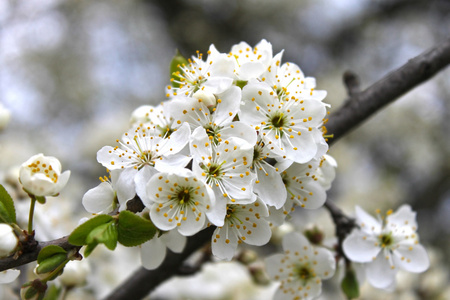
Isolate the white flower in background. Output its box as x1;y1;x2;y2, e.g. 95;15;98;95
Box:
265;232;335;300
19;153;71;197
260;52;327;102
145;169;223;235
96;123;191;205
240;81;327;164
0;269;20;284
59;259;91;287
314;155;337;191
228;39;274;81
129;103;178;138
167;46;234;98
0;224;18;258
0;104;11;130
190;128;257;219
140;229;186;270
343;205;430;289
212;198;271;260
251;134;286;209
168;86;256;145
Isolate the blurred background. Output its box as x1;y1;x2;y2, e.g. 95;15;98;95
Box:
1;0;450;299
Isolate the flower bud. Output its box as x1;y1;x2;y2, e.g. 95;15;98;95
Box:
193;90;216;109
0;104;11;130
34;253;67;278
59;260;90;287
0;224;19;258
20;280;47;300
19;154;70;197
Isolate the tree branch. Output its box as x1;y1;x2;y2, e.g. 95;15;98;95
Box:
0;236;78;272
326;37;450;146
103;226;215;300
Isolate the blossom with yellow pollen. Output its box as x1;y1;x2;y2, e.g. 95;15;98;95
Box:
19;153;70;197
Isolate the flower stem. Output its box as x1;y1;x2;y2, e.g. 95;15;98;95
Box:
28;195;37;233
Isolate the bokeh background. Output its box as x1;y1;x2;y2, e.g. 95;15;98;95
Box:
1;0;450;299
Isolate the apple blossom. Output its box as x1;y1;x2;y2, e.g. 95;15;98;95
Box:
212;198;271;260
145;169;222;235
19;153;70;197
265;232;335;300
343;205;430;289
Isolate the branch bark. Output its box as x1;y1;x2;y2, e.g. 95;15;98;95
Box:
326;37;450;146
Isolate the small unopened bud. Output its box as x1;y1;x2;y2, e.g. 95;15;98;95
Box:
59;259;90;288
20;280;47;300
249;263;271;286
193;90;216;109
304;226;324;245
34;253;67;279
0;224;19;258
237;249;258;265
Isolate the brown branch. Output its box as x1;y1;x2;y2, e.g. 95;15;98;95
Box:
0;236;78;272
103;226;215;300
326;37;450;146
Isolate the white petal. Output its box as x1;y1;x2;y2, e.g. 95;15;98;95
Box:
203;77;234;94
82;182;115;214
213;86;241;126
134;165;158;205
343;230;381;263
162;230;186;253
140;238;166;270
386;205;418;231
282;232;312;255
115;167;138;208
219;121;257;145
365;251;398;289
157;122;190;155
264;253;286;280
0;269;20;283
392;244;429;273
239;62;265;80
97;146;131;170
355;206;382;234
211;226;238;260
312;247;336;279
154;154;191;172
254;164;286;209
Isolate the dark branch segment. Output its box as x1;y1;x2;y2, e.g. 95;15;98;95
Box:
103;226;215;300
327;37;450;145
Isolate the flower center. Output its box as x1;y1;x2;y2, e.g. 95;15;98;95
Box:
175;187;193;205
294;264;315;285
379;233;394;248
270;112;286;128
28;161;58;183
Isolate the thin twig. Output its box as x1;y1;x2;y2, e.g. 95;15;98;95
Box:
327;37;450;146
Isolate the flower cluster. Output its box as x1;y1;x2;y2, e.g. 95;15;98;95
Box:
84;39;336;266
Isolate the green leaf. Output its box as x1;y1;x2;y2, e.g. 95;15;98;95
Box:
68;214;114;246
37;245;67;264
117;210;157;247
85;221;118;251
0;184;16;223
35;253;67;275
341;267;360;299
83;242;98;258
169;49;188;88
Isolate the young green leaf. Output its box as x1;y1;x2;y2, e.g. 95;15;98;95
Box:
341;267;360;299
117;210;157;247
85;221;118;251
0;184;16;223
68;214;114;246
43;284;61;300
37;245;67;264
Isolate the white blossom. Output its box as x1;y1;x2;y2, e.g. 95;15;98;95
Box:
59;259;91;287
0;269;20;284
145;169;222;235
240;81;327;163
0;224;18;258
19;153;70;197
343;205;430;289
212;198;271;260
167;46;234;98
190;127;257;221
265;232;335;300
